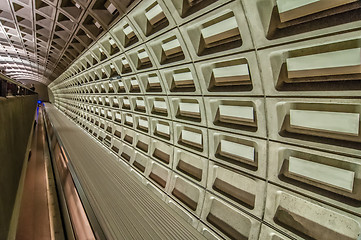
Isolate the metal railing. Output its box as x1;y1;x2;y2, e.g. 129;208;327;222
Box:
0;73;37;97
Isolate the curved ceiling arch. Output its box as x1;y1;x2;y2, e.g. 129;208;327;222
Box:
0;0;137;85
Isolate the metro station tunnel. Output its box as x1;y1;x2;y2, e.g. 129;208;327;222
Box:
1;0;361;239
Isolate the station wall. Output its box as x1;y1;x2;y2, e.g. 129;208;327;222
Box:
48;1;361;239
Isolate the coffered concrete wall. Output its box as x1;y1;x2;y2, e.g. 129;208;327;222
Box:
48;0;361;239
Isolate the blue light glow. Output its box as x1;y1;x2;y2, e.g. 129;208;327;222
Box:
38;100;42;104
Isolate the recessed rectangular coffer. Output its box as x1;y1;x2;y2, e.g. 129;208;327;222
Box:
286;48;361;79
212;64;250;86
290;109;359;136
289;156;355;192
277;0;358;23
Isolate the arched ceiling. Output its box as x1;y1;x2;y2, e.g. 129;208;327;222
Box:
0;0;136;85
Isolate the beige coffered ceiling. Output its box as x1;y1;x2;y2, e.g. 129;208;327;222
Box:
0;0;136;85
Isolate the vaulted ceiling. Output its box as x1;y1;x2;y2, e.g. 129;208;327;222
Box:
0;0;136;85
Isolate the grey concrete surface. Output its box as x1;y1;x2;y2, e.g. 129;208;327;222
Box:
0;95;37;239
